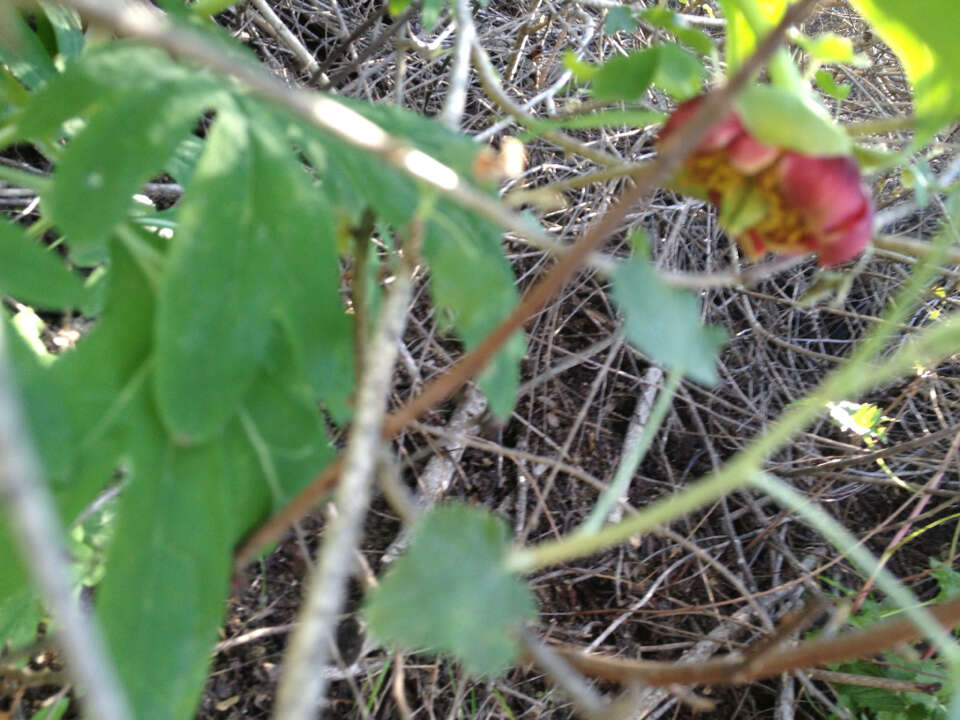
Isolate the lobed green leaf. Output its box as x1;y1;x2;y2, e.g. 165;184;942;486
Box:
364;503;537;676
613;255;727;385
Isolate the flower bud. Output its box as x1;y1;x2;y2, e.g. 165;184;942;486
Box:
659;96;873;267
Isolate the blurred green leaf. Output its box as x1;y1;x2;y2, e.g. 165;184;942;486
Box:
365;503;537;676
796;32;866;66
98;393;233;720
815;68;851;100
0;589;43;648
590;48;658;101
563;51;597;82
604;6;637;35
155;105;275;443
735;84;852;155
613;255;727;385
424;202;524;419
0;10;57;90
850;0;960;139
931;557;960;602
39;2;84;62
640;8;715;55
421;0;445;30
17;45;199;143
45;82;219;264
653;43;706;101
0;219;86;309
28;697;69;720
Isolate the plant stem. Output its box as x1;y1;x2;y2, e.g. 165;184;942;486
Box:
0;327;132;720
754;472;960;667
273;239;414;720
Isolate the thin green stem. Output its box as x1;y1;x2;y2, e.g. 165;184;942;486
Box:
754;472;960;668
577;369;681;535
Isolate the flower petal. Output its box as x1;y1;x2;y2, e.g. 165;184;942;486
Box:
727;134;779;175
778;153;869;232
660;97;742;153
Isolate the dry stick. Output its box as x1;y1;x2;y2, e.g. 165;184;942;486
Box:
233;0;823;567
310;1;392;82
317;2;419;90
0;331;131;720
554;594;960;687
249;0;320;75
273;258;414;720
439;0;476;130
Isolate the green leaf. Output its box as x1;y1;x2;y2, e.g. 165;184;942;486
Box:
5;312;74;481
590;48;658;101
28;697;69;720
0;10;57;90
389;0;412;15
735;84;852;155
245;105;355;421
365;503;537;676
45;82;218;263
16;45;196;143
47;237;155;526
0;219;86;309
97;394;233;720
716;0;758;73
39;2;84;62
421;0;445;30
815;69;851;101
0;590;43;648
850;0;960;139
931;557;960;602
653;43;706;101
424;203;523;419
155;106;275;443
564;51;597;82
795;32;863;66
604;6;637;35
164;134;205;189
238;332;337;513
639;8;715;55
613;255;727;385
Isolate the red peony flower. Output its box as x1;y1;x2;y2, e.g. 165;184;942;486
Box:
659;96;873;267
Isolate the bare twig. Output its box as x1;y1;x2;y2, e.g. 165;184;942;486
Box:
517;628;608;719
273;251;414;720
248;0;320;76
0;329;131;720
440;0;476;130
554;593;960;687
